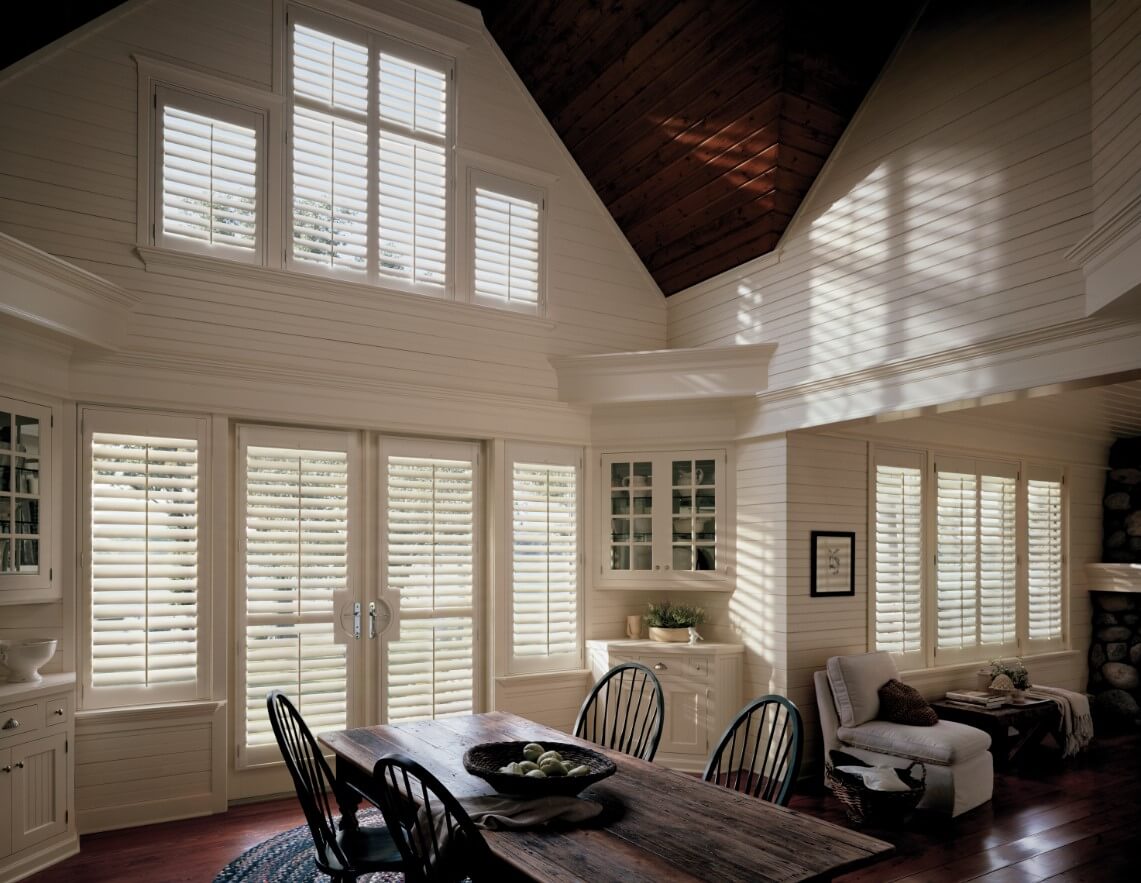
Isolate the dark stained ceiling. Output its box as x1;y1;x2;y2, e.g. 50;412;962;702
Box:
3;1;917;298
476;0;918;294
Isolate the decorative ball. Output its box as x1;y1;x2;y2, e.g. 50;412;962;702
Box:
989;673;1015;691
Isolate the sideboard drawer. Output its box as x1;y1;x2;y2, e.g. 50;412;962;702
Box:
0;702;44;743
45;693;72;728
639;655;711;681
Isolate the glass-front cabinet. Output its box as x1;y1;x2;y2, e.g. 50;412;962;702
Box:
0;396;54;602
600;449;729;589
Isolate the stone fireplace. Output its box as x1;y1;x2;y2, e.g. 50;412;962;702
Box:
1087;436;1141;728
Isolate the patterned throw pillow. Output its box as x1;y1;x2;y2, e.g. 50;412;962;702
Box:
877;679;938;726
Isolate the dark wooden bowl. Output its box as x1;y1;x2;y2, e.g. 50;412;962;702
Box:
463;741;616;798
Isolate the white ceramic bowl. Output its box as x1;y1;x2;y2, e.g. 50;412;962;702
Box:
0;639;58;683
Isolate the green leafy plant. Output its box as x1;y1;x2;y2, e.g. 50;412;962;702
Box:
988;657;1030;690
644;601;706;629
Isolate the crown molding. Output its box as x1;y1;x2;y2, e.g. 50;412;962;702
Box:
0;232;133;350
551;342;778;404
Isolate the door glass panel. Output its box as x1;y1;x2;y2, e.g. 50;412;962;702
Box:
671;458;715;572
0;411;9;449
608;459;652;571
1;410;45;577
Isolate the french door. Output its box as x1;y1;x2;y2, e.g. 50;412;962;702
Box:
236;427;479;767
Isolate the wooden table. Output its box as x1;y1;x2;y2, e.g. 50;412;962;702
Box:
321;711;893;882
932;699;1061;770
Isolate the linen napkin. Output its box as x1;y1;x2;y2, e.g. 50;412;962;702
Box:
460;795;604;830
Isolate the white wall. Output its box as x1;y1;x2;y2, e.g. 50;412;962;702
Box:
668;0;1141;419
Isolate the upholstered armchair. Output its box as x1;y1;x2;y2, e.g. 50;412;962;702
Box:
815;652;994;816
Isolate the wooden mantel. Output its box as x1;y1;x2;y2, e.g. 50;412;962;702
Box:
1086;563;1141;593
551;342;777;405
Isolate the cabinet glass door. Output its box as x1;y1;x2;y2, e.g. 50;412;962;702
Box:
609;459;653;571
0;408;42;575
671;458;717;571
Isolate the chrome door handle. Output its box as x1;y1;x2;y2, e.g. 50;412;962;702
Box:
352;601;361;640
653;662;667;671
368;602;377;639
2;718;18;730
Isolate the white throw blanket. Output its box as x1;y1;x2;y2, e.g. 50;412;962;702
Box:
1024;685;1094;758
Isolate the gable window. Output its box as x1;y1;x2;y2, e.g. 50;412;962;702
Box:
81;410;210;708
288;11;452;293
870;447;1067;668
154;88;263;263
471;171;544;314
503;443;582;674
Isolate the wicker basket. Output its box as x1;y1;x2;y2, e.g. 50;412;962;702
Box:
463;741;616;798
826;750;926;826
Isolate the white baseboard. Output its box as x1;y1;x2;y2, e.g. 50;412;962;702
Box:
3;834;79;883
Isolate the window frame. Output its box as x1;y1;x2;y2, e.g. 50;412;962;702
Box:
284;4;457;298
868;445;1070;670
153;86;267;265
467;169;547;315
500;442;584;676
79;407;212;710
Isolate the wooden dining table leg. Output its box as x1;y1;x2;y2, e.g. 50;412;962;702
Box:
334;757;367;834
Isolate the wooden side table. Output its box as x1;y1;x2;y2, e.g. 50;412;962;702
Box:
932;699;1061;770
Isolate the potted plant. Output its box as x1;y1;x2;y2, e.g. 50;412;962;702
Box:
644;601;705;643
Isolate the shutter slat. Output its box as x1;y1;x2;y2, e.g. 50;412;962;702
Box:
474;187;540;307
1027;477;1064;641
874;464;922;654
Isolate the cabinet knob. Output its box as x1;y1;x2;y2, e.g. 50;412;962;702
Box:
2;718;18;731
654;564;660;570
54;707;65;716
653;662;667;671
1;766;10;773
14;761;24;769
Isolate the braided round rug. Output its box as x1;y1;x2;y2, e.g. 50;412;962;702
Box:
214;812;403;883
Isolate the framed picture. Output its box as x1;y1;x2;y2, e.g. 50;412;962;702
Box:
810;531;855;597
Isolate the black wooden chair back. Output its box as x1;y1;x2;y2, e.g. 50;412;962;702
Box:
703;694;804;806
266;690;355;877
373;754;493;883
574;662;665;762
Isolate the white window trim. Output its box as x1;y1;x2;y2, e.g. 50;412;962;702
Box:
466;169;547;316
135;55;282;268
284;4;457;299
79;407;212;710
868;444;1070;670
500;442;584;676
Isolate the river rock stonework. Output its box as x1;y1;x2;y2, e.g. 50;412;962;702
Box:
1102;437;1141;563
1088;591;1141;728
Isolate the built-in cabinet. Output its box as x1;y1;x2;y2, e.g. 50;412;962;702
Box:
0;674;76;881
587;639;743;773
0;396;54;604
598;449;731;590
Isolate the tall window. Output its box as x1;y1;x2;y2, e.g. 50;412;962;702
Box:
871;447;1066;668
83;410;208;708
872;451;923;666
237;427;353;766
155;89;262;262
505;444;582;674
289;12;451;292
382;442;477;723
471;171;544;314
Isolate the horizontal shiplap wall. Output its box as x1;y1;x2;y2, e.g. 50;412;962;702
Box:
667;0;1092;389
1089;0;1141;227
492;671;591;734
0;0;664;408
75;702;226;833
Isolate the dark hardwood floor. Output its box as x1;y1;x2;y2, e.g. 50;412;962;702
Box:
26;732;1137;882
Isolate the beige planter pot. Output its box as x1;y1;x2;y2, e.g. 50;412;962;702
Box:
648;627;691;643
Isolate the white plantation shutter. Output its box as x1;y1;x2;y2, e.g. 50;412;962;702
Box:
291;24;369;270
377;52;448;288
935;458;1019;661
1026;467;1065;645
157;92;260;260
383;445;476;723
508;447;581;673
872;453;923;660
239;431;353;764
472;173;543;312
84;413;207;707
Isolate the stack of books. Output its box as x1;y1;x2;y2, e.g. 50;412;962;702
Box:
944;689;1006;708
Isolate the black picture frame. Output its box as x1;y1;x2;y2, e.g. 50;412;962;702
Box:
810;531;855;597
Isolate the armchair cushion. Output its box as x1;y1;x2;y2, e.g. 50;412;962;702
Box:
826;652;899;727
837;719;991;765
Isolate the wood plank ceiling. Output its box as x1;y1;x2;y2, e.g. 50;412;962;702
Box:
476;0;917;295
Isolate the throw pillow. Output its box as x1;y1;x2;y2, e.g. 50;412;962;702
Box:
877;679;938;726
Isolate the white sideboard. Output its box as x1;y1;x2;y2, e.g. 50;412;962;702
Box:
0;673;76;882
586;639;743;772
